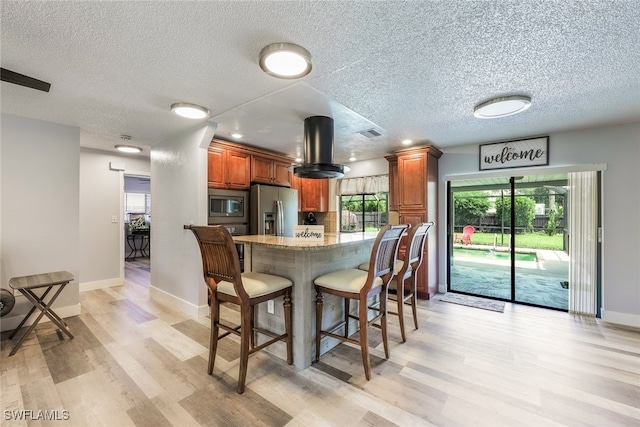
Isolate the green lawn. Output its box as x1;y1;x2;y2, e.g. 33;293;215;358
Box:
463;231;564;250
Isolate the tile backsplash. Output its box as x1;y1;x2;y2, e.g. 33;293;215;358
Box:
298;211;337;233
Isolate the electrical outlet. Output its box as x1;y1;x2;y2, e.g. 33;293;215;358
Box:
111;215;118;223
267;300;275;314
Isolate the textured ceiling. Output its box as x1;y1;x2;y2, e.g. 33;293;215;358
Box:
2;1;639;163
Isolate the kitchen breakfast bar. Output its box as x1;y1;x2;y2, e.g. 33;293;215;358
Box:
232;232;378;369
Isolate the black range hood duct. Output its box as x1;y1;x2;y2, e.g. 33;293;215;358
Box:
294;116;345;179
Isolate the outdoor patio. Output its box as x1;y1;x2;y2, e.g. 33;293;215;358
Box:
450;246;569;310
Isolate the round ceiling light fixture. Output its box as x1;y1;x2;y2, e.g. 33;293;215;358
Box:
259;43;312;79
473;95;531;119
115;135;142;153
170;102;210;119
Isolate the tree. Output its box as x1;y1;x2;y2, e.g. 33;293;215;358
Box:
453;191;490;226
494;195;536;232
545;209;559;236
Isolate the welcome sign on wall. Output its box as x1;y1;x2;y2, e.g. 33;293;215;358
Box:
479;136;549;170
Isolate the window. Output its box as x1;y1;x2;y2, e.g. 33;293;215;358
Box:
125;192;151;221
340;193;388;232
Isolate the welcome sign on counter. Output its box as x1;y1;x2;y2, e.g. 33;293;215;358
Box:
293;225;325;241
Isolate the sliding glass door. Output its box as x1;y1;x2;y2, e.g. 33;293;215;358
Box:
449;174;572;310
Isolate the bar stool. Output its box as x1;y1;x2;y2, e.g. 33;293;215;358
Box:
313;224;408;380
387;222;433;342
189;225;293;394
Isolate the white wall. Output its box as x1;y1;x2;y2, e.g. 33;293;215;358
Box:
149;123;214;317
79;148;149;288
342;158;388;178
438;122;640;326
1;115;80;330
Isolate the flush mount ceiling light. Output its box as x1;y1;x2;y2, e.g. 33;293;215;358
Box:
115;135;142;153
259;43;312;79
170;102;210;119
473;95;531;119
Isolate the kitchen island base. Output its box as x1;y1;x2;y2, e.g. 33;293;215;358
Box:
234;233;377;369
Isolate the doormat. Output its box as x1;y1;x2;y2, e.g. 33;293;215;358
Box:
437;293;505;313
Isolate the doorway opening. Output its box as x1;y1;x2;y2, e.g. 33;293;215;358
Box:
123;174;150;281
447;172;599;311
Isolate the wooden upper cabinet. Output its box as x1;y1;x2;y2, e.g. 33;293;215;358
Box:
300;178;328;212
289;173;303;207
250;155;273;184
290;175;328;212
225;150;251;189
207;147;226;188
251;155;291;187
397;151;427;210
208;146;250;190
273;160;292;187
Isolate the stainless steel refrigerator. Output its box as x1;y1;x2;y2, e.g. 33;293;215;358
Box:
250;184;298;237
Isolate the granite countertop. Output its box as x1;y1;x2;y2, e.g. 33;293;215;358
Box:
233;232;378;250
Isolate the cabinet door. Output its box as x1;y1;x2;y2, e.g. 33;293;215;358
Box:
388;158;399;211
251;155;274;185
300;179;329;212
207;148;226;189
272;160;291;187
397;153;426;210
226;150;251;189
289;173;302;207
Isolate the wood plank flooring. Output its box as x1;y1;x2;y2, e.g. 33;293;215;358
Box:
1;257;639;426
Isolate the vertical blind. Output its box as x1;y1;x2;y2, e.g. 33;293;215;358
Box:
568;171;598;315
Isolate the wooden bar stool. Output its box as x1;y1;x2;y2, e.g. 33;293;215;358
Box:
313;224;408;380
189;225;293;394
388;222;433;342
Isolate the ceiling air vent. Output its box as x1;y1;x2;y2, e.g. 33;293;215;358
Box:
357;128;382;139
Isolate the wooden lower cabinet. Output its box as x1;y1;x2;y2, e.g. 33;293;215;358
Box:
399;210;437;299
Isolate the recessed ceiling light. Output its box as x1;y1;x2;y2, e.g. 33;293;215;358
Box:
295;157;303;163
259;43;312;79
473;95;531;119
170;102;210;119
401;139;412;145
231;133;243;139
349;156;357;162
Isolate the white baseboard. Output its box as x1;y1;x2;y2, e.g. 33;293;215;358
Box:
80;277;123;292
0;303;81;332
601;309;640;328
438;283;447;293
149;285;208;318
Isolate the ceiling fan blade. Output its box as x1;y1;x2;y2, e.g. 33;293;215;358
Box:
1;68;51;92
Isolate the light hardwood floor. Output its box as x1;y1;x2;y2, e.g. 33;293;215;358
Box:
2;258;639;426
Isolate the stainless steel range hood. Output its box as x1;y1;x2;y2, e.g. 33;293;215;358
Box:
294;116;345;179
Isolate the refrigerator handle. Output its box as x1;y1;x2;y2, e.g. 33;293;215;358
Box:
276;200;284;236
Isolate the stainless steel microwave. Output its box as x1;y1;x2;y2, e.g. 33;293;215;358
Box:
208;189;249;224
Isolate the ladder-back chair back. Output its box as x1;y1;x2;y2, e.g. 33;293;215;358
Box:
390;222;434;342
